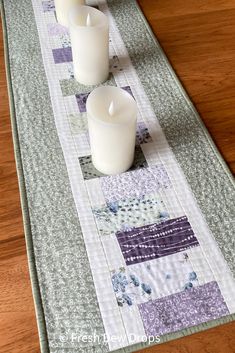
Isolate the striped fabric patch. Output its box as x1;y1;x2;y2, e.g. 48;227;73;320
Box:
116;216;199;265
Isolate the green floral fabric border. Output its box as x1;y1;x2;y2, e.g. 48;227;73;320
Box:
0;0;108;352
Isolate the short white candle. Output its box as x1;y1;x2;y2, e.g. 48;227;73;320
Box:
54;0;85;27
69;5;109;86
86;86;137;175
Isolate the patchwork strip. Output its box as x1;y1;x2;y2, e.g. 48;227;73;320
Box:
138;281;229;336
116;216;199;265
101;165;170;203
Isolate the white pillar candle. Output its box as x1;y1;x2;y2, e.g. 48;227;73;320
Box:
86;86;137;175
54;0;85;27
69;5;109;86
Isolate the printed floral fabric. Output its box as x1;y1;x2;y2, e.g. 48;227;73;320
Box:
111;268;152;307
139;281;229;336
101;165;171;203
111;252;200;307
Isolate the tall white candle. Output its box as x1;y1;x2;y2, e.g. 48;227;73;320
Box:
69;5;109;86
54;0;85;27
86;86;137;175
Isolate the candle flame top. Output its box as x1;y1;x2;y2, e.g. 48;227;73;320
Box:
87;86;137;125
86;13;92;26
108;101;115;116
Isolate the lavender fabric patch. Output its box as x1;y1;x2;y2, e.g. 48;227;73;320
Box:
101;165;170;203
42;0;55;12
138;281;229;336
52;47;72;64
47;23;69;36
116;216;199;265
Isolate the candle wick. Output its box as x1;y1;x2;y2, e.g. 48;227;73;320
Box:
108;101;114;116
86;13;92;26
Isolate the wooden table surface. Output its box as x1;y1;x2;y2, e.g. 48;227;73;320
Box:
0;1;235;352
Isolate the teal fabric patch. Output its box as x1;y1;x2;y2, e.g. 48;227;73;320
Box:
93;193;169;236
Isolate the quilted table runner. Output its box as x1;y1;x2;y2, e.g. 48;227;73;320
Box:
1;0;235;352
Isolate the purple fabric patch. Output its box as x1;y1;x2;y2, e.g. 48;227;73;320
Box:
139;281;229;336
116;216;199;265
101;165;170;203
76;93;90;113
122;86;134;98
47;23;69;36
52;47;72;64
42;0;55;12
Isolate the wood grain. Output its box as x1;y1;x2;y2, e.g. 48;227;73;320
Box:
0;1;235;352
137;0;235;175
